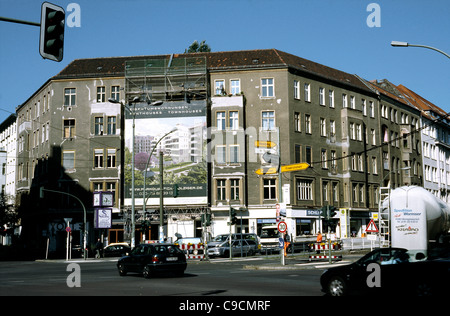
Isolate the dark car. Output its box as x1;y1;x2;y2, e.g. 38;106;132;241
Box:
117;243;187;278
320;247;450;296
103;243;131;257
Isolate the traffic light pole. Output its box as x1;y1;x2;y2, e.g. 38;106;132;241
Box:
0;16;40;27
327;206;332;264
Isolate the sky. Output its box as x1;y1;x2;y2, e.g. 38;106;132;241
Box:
0;0;449;123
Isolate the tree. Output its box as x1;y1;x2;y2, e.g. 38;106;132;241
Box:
185;40;211;53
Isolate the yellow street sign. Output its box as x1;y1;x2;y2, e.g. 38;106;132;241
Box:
255;141;277;148
280;163;310;173
255;167;278;175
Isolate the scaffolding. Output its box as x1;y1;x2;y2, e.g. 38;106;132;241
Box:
125;55;208;103
378;186;391;247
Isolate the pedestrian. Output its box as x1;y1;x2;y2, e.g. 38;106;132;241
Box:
316;231;323;254
316;231;323;243
95;238;104;259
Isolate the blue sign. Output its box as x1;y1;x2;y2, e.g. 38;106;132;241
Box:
278;237;284;249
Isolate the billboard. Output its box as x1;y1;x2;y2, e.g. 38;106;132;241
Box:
124;100;207;206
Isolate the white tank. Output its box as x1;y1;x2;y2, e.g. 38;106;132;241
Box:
381;186;450;256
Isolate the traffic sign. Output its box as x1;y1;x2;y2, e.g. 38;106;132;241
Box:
278;221;287;233
278;237;284;249
365;219;379;233
255;140;277;148
255;167;278;175
280;163;310;173
66;226;71;233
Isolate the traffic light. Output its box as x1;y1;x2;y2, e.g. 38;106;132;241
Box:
230;207;238;225
327;206;337;219
39;2;65;62
201;213;211;226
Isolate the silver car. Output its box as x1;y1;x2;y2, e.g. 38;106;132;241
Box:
207;239;258;258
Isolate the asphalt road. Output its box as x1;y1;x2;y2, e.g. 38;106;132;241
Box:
0;256;328;297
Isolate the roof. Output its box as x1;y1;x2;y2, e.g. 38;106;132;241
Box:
53;49;374;94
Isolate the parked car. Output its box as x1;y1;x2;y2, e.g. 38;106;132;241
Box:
117;243;187;278
103;242;131;257
320;247;450;296
207;233;260;250
207;239;259;258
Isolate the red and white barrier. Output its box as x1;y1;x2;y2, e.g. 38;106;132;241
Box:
310;243;340;251
178;243;205;260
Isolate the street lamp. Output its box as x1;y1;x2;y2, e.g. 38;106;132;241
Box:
142;127;177;238
108;97;163;248
391;41;450;59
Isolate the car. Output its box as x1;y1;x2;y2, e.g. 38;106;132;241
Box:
103;242;131;257
320;247;450;296
207;239;259;258
207;233;259;249
117;243;187;278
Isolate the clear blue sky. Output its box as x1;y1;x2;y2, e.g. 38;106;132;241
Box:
0;0;449;123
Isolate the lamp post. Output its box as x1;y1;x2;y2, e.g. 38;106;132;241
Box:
142;128;177;238
391;41;450;59
108;97;163;248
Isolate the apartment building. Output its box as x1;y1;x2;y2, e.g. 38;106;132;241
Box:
0;114;16;245
13;49;449;255
15;64;123;256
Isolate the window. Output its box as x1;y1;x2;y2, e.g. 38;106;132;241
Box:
372;157;378;174
229;111;239;130
362;99;367;116
305;114;311;134
370;101;375;117
342;94;348;108
216;146;226;164
229;145;239;164
329;90;335;108
107;116;116;135
261;78;274;97
295;144;301;163
294;112;301;132
95;117;104;135
297;179;313;200
94;149;104;168
97;86;105;103
263;178;277;200
230;179;240;200
304;83;310;102
331;150;337;169
107;149;116;168
305;146;312;165
230;80;240;95
320;118;326;136
216;112;226;130
330;120;336;136
111;86;120;102
215;80;225;95
64;88;76;106
64;119;75;139
321;149;328;169
262;111;275;131
294;80;300;99
319;87;325;105
350;95;355;109
63;150;75;170
216;179;226;201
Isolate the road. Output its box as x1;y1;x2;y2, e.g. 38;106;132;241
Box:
0;256;330;297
